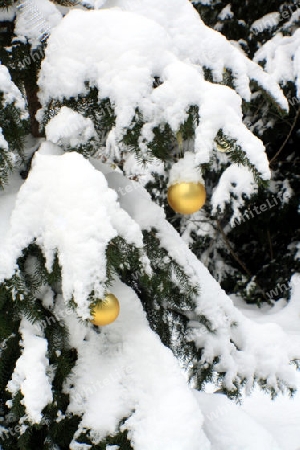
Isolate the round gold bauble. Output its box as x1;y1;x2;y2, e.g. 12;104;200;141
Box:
216;142;232;153
167;182;206;215
91;294;120;326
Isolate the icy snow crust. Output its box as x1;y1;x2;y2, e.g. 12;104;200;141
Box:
38;2;288;180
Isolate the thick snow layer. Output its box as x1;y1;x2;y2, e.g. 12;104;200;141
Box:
168;151;204;185
233;274;300;336
1;153;298;445
104;168;300;392
195;392;282;450
234;278;300;450
255;29;300;98
45;106;96;148
38;4;288;180
64;280;210;450
0;148;145;319
243;379;300;450
15;0;62;47
0;63;27;113
6;318;52;424
101;0;287;108
0;156;299;447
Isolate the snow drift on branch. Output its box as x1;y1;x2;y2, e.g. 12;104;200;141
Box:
64;280;210;450
38;3;288;180
7;318;52;424
0;63;27;114
254;29;300;99
105;167;300;393
0;148;145;319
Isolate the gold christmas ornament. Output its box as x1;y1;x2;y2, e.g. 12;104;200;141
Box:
167;182;206;215
91;294;120;326
215;136;232;153
216;142;231;153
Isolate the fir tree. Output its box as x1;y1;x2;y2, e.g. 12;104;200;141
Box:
188;0;300;304
0;1;299;449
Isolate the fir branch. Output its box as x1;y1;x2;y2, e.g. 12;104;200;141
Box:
269;107;300;166
216;219;270;302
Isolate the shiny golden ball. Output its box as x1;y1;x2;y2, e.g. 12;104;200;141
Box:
167;182;206;215
91;294;120;326
216;142;231;153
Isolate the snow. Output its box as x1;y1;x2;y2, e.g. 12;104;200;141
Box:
1;154;298;446
104;168;300;393
37;4;288;182
15;0;62;47
168;151;204;185
251;12;281;33
243;384;300;450
45;106;96;148
6;318;52;424
0;128;8;151
283;8;300;30
1;1;300;447
232;278;300;450
101;0;287;108
0;148;145;319
218;5;234;21
195;391;282;450
64;280;210;450
0;170;23;245
254;29;300;98
122;153;164;186
0;6;16;21
0;63;27;114
211;164;257;225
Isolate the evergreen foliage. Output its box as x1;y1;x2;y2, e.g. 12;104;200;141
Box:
0;1;299;448
187;0;300;304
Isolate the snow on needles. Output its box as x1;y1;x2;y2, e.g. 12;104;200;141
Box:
168;151;205;185
0;63;27;114
254;29;300;98
15;0;62;48
45;106;97;148
7;318;52;424
63;280;210;450
38;4;287;180
105;169;300;393
0;148;145;319
0;128;8;151
211;164;257;225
